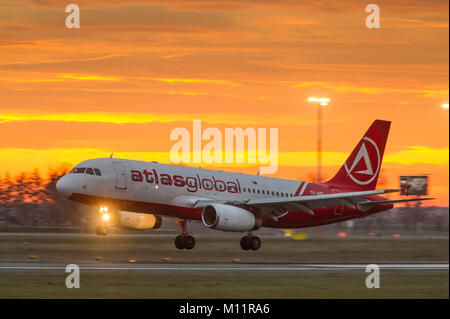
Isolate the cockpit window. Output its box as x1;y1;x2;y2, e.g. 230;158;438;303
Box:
70;167;102;176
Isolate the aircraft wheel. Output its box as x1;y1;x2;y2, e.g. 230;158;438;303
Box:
249;236;261;251
240;236;250;250
184;235;196;250
175;235;185;249
96;226;107;236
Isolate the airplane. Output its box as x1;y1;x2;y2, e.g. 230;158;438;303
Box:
56;120;433;250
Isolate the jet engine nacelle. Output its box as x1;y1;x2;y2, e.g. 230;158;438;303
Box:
116;211;162;230
201;204;261;232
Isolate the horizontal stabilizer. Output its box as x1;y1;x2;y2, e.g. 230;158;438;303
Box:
358;197;435;208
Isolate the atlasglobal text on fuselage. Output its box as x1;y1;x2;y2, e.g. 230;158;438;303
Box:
130;168;242;194
56;120;433;250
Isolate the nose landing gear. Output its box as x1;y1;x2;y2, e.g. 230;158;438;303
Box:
174;220;196;250
96;205;112;236
96;225;108;236
240;233;261;251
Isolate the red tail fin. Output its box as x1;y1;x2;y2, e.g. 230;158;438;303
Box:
326;120;391;190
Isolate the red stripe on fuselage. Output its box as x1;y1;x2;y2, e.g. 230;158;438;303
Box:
294;182;303;196
69;193;393;229
70;193;202;220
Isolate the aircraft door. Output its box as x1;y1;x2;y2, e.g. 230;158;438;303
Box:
112;162;127;190
332;189;344;216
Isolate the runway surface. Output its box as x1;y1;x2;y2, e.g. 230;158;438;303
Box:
1;231;448;239
0;232;281;239
0;262;447;272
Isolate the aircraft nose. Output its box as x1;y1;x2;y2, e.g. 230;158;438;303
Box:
56;175;72;198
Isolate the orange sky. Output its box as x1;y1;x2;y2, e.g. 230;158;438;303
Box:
0;0;448;205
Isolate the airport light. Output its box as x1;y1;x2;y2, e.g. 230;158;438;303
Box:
308;97;330;183
308;97;330;106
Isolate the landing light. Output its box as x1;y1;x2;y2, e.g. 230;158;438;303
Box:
99;205;109;213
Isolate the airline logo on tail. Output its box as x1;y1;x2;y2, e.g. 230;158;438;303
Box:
326;119;390;191
344;137;380;185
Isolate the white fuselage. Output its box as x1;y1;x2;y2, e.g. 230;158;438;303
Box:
57;158;330;209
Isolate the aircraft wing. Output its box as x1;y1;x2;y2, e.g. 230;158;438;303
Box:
193;188;404;220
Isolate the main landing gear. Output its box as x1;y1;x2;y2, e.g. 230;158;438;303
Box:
174;220;196;250
240;233;261;251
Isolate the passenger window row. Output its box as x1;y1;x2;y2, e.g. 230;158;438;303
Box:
242;187;293;198
71;167;102;176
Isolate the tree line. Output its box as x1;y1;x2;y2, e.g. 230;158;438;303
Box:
0;164;92;228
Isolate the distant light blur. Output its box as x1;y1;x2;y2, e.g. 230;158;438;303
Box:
308;97;330;105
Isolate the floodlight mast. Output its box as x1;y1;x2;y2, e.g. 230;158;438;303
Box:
307;97;330;182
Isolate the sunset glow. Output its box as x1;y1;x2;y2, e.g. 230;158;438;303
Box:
0;0;448;205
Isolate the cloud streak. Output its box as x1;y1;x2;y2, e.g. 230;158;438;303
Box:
291;81;449;98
